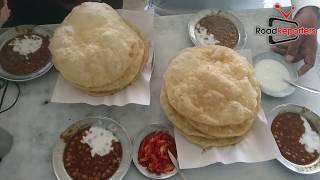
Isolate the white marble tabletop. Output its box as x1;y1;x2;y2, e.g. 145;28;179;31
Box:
0;8;320;180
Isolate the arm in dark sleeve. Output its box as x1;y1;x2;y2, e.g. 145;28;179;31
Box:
0;0;4;9
102;0;123;9
2;0;124;27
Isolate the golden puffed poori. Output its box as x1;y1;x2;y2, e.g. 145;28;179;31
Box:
164;46;260;126
161;85;256;138
160;45;261;148
49;2;148;96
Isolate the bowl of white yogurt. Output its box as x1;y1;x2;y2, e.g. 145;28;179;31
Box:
253;52;298;97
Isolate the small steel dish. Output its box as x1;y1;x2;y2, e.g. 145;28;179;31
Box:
52;117;132;180
188;9;246;49
253;52;298;97
269;104;320;174
0;25;53;82
132;124;177;179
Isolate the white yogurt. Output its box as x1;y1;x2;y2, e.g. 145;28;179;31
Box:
81;126;118;157
255;59;290;92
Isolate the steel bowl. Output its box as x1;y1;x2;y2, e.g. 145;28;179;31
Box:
132;124;177;179
52;117;132;180
269;104;320;174
188;9;246;49
0;25;53;82
252;51;298;97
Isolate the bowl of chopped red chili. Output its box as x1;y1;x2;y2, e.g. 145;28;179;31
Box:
269;104;320;174
52;117;132;180
133;124;178;179
0;25;53;82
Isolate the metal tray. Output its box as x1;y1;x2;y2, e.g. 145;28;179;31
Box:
52;117;132;180
132;124;177;179
0;25;53;82
188;9;246;49
269;104;320;174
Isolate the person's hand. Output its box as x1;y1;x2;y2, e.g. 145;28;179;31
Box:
272;6;318;76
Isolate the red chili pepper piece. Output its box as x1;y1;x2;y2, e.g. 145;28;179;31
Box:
138;131;176;175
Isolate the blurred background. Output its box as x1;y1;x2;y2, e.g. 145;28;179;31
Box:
0;0;293;23
144;0;290;15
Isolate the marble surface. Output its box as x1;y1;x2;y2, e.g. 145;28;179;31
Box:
1;8;320;180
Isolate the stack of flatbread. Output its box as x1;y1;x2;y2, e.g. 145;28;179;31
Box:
49;2;149;96
160;45;261;148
